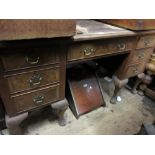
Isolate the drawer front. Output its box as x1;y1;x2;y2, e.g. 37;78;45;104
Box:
6;66;60;94
1;46;60;72
130;48;153;64
125;63;145;78
137;35;155;49
67;37;136;62
12;84;60;113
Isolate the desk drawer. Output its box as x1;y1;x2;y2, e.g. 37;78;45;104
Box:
68;37;136;62
125;63;145;78
137;35;155;49
1;46;60;72
6;66;60;94
12;84;60;113
130;48;153;64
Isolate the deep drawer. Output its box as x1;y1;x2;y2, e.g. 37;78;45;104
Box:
137;35;155;49
67;37;136;62
5;66;60;94
11;84;60;113
0;46;60;72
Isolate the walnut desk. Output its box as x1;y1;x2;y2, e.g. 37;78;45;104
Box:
0;19;75;134
67;20;155;104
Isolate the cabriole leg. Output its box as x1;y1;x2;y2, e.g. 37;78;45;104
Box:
110;75;128;104
51;99;69;126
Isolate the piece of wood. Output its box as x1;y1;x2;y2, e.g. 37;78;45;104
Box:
67;66;105;118
100;20;155;30
0;20;76;41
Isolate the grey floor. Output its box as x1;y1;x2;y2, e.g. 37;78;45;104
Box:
2;86;155;135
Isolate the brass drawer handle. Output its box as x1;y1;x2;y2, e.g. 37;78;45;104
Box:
133;68;139;74
144;39;150;47
138;53;145;59
117;43;126;50
29;73;43;86
83;47;95;56
25;56;40;65
33;95;44;105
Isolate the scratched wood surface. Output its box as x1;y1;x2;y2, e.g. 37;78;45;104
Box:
73;20;136;41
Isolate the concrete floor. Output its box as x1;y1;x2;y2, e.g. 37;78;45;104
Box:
2;86;155;135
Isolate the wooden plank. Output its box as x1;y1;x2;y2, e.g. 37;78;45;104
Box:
0;19;76;41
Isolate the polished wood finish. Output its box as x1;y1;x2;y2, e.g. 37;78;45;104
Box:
100;20;155;30
0;20;76;41
6;66;60;94
67;66;105;118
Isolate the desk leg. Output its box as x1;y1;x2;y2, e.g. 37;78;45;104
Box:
131;73;145;94
110;75;128;104
51;98;69;126
5;112;28;135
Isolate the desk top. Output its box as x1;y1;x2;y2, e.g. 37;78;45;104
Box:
73;20;155;42
73;20;136;41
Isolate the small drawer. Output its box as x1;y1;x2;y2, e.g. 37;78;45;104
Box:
130;48;153;64
108;37;136;52
5;66;60;94
0;46;60;72
126;63;145;78
67;37;136;62
137;35;155;49
11;84;60;113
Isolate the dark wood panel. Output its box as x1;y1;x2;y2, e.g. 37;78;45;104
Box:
6;66;60;94
67;66;105;118
0;19;76;41
12;84;60;113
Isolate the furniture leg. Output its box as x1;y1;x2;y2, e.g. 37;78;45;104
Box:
5;112;28;135
131;73;145;94
51;98;69;126
110;75;128;104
